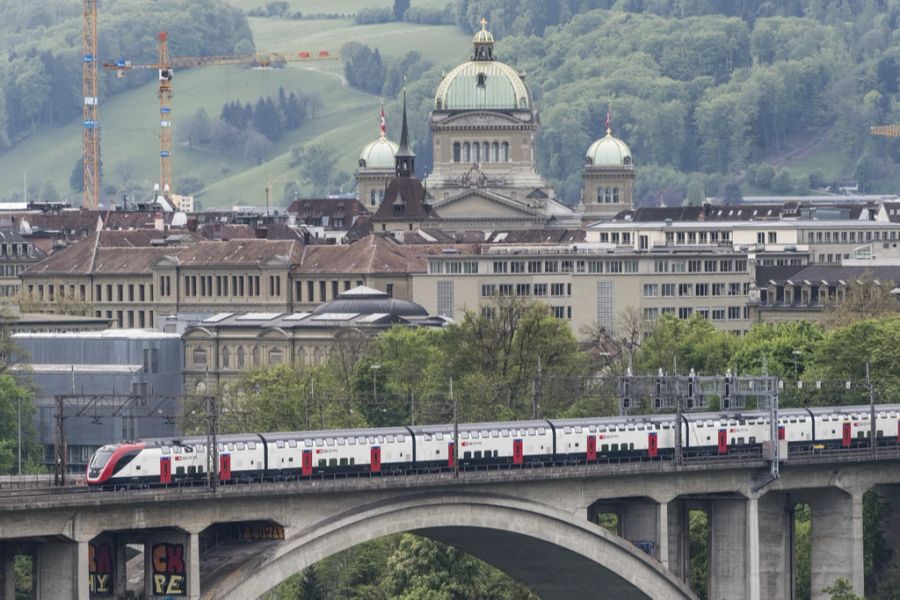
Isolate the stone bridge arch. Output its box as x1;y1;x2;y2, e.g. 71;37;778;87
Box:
204;492;697;600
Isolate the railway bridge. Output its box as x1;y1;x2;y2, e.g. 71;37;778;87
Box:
0;450;899;600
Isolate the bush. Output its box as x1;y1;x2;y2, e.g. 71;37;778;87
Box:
354;7;394;24
771;168;794;194
755;164;775;189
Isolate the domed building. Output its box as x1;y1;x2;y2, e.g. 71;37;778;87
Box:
424;20;576;231
356;115;400;213
579;120;636;222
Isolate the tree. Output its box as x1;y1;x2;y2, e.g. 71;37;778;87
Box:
39;180;59;202
823;272;899;328
393;0;410;20
685;179;705;206
635;314;735;376
179;108;212;147
771;168;793;194
229;364;309;433
69;156;103;194
822;578;863;600
755;164;776;188
0;373;37;474
298;565;324;600
295;142;342;196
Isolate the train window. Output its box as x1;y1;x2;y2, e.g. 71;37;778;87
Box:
491;431;499;438
315;439;324;447
461;433;470;439
738;437;745;444
470;432;479;439
304;440;313;447
424;434;432;441
368;436;377;443
340;458;348;466
227;444;235;451
173;446;182;454
611;444;619;451
564;427;572;434
162;446;171;454
630;443;635;450
136;465;141;470
877;430;884;437
662;423;671;429
386;435;395;442
789;418;797;423
749;437;756;444
350;458;355;465
318;459;327;468
575;426;583;434
348;438;356;445
326;439;335;446
637;424;645;431
528;428;536;435
601;444;609;452
377;436;385;443
857;431;865;438
463;452;472;459
398;434;405;442
337;438;346;445
474;451;482;459
436;433;444;440
501;430;509;437
217;444;224;452
626;424;635;431
589;426;597;433
288;457;293;462
176;467;185;476
276;440;285;449
188;466;196;475
538;428;546;435
287;440;296;448
236;442;245;450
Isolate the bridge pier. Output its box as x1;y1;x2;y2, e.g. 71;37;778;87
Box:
708;497;753;599
143;529;200;600
758;492;792;600
35;540;89;599
0;545;14;600
873;484;900;565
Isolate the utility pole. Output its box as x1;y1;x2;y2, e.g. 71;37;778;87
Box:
674;381;683;466
53;395;66;486
451;376;458;479
205;395;218;490
17;395;22;477
532;355;541;420
867;362;876;456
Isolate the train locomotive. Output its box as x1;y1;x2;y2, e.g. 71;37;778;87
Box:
87;404;900;487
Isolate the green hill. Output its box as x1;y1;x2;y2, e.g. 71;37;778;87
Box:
0;8;468;208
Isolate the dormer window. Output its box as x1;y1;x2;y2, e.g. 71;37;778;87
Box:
624;156;632;165
393;204;404;216
476;72;487;87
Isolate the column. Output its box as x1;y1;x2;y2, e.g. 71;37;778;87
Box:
757;492;791;600
708;498;749;600
144;531;197;599
657;501;670;570
619;499;659;552
807;487;864;600
34;540;89;600
666;499;690;582
0;545;15;600
874;485;900;567
113;537;128;600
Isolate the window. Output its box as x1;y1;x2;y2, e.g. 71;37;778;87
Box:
678;307;693;319
453;142;461;162
678;283;692;297
728;306;741;320
481;284;496;297
688;260;701;273
643;307;659;320
712;308;725;320
527;260;542;273
498;284;513;296
728;283;741;296
143;348;159;373
269;347;284;365
643;284;658;297
533;283;547;296
704;260;717;273
544;261;558;273
661;283;675;297
757;232;765;244
437;281;454;317
654;260;668;273
551;283;566;297
493;261;507;274
515;283;530;296
552;306;566;319
510;261;525;273
193;347;208;367
561;260;574;273
695;284;708;296
712;283;725;296
768;231;777;243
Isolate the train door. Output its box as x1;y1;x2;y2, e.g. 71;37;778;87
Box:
220;453;231;481
301;449;312;476
447;442;455;468
648;432;658;458
897;420;900;444
159;456;171;484
778;425;786;440
370;447;381;474
717;429;728;455
842;422;852;448
512;439;524;465
586;435;597;461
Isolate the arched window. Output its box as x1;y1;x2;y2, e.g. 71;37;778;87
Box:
251;345;260;367
296;347;305;366
192;347;207;367
222;346;230;368
605;188;613;204
482;142;490;162
269;346;284;365
492;142;500;162
596;188;604;203
370;190;377;207
501;142;509;162
453;142;461;162
613;188;620;203
463;142;470;162
237;346;245;369
313;347;323;364
473;142;481;163
195;381;206;395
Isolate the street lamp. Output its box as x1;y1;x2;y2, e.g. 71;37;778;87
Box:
792;350;802;384
17;395;21;477
370;364;381;404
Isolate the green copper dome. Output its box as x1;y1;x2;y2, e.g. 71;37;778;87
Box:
359;136;399;170
586;131;633;168
434;20;531;111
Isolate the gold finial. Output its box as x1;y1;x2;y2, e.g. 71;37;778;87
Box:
480;18;488;31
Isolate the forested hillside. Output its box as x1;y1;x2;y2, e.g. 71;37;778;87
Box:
457;0;900;203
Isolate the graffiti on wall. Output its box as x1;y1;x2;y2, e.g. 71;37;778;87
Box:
88;542;114;596
152;543;186;596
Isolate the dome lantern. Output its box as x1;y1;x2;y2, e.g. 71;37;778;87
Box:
473;18;494;61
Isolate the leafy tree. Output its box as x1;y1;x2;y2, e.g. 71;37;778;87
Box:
229;364;309;433
68;156;103;193
294;142;344;196
298;565;324;600
755;164;776;188
823;272;899;328
0;373;37;474
393;0;410;20
823;578;864;600
39;180;59;202
180;108;212;147
771;168;793;194
635;314;735;376
685;179;705;205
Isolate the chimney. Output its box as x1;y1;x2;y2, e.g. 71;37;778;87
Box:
154;212;164;231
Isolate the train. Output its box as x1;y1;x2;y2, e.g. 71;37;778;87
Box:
86;404;900;487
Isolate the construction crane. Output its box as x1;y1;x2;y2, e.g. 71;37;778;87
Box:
82;0;100;210
103;32;337;200
870;125;900;138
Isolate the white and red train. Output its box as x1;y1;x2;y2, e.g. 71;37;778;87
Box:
86;404;900;487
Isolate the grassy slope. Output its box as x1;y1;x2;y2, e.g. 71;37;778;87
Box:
0;11;468;208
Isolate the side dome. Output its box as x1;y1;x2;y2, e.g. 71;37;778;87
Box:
359;137;399;170
312;285;428;318
434;61;531;111
586;132;633;168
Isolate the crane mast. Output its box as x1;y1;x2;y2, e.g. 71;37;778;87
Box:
82;0;100;209
158;32;173;198
870;125;900;138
